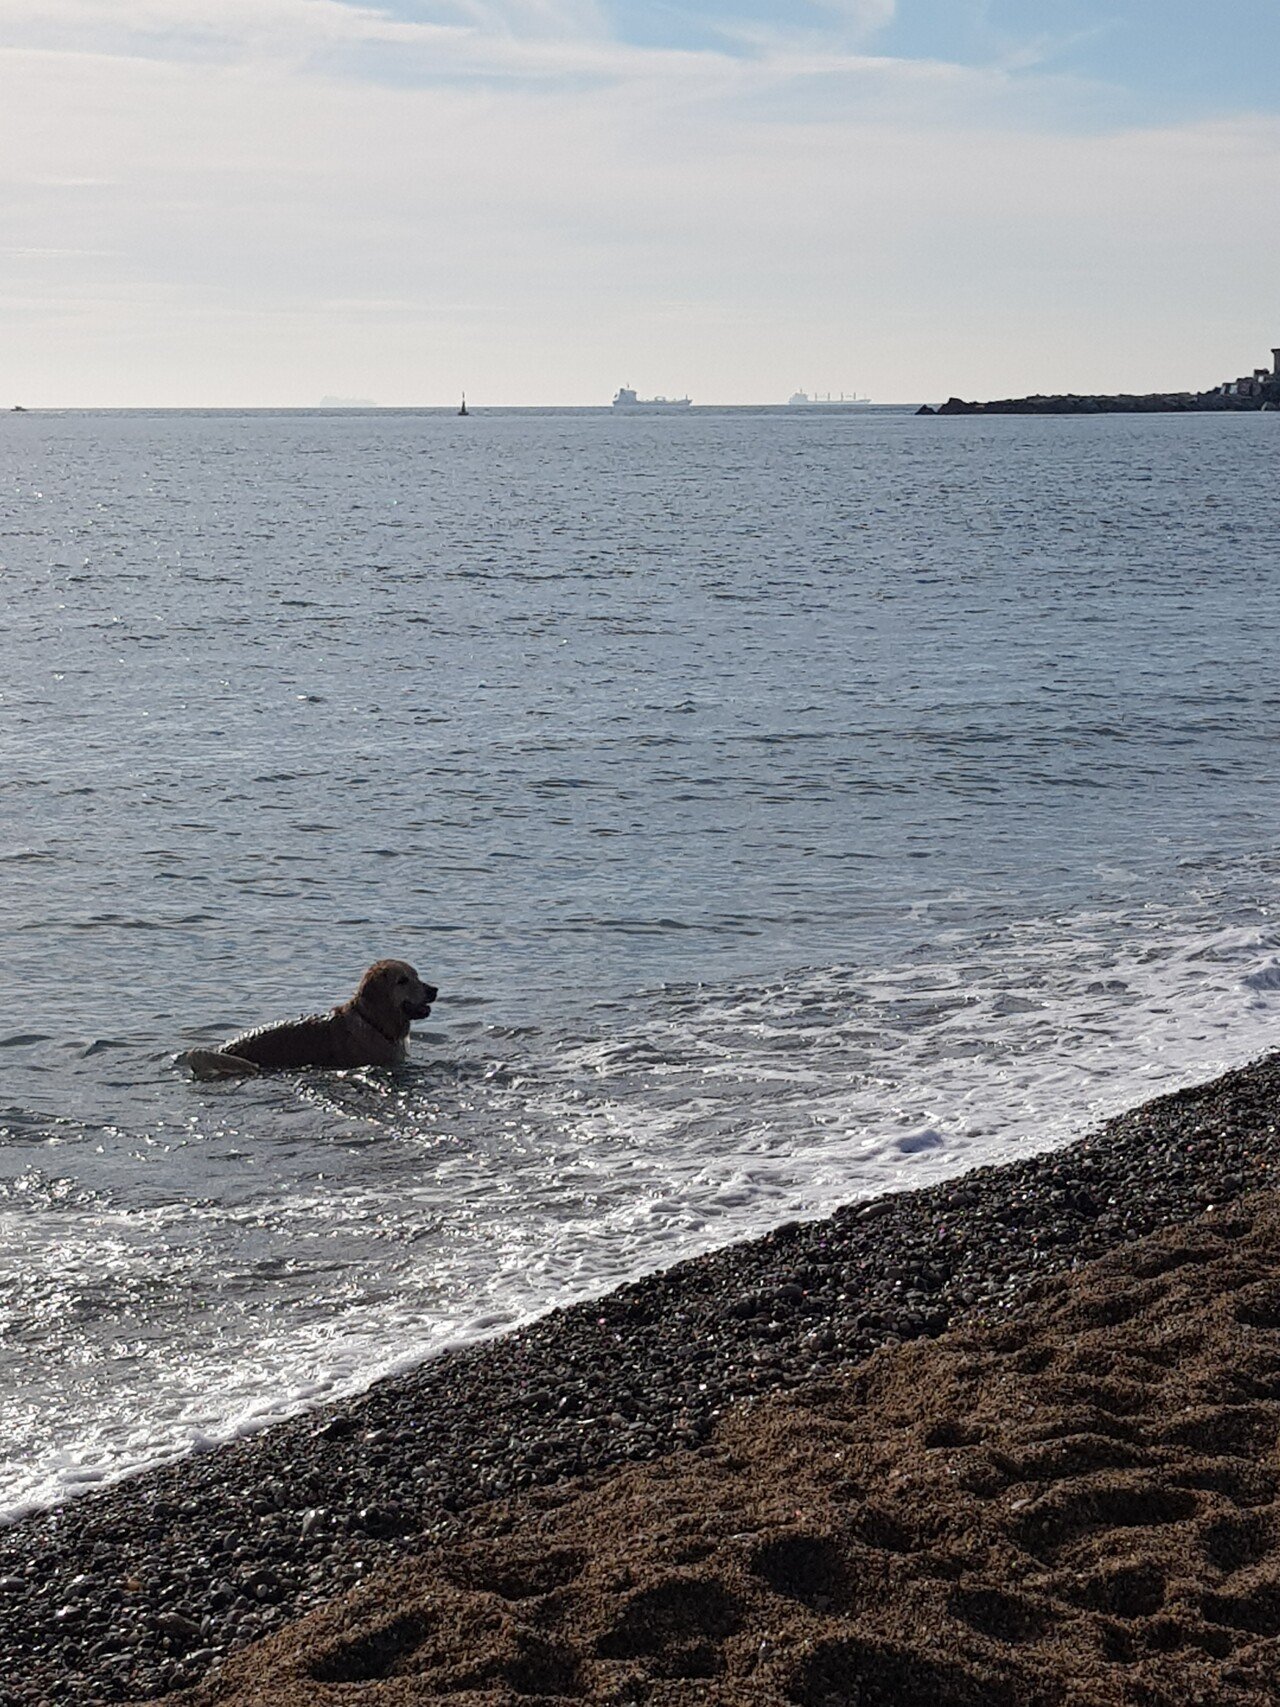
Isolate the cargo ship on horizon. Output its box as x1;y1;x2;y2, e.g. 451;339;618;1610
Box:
612;387;692;411
787;390;870;406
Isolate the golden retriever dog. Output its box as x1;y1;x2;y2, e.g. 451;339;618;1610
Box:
182;959;437;1080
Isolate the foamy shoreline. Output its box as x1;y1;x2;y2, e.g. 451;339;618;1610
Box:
2;1051;1278;1704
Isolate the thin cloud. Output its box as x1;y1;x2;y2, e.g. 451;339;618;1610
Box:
0;0;1056;103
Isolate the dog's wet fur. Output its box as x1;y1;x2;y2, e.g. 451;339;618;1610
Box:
182;959;437;1079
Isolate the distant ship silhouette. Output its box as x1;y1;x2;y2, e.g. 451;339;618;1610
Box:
611;386;691;411
787;390;869;406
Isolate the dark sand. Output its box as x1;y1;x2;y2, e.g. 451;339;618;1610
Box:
2;1052;1280;1705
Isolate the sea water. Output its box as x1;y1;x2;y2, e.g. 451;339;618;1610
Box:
2;404;1279;1521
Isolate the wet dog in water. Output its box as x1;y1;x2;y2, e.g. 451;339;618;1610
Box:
182;960;437;1079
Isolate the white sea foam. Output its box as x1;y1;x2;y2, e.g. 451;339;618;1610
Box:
3;909;1277;1524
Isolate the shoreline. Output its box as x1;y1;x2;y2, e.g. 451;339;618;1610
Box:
173;1185;1280;1707
3;1050;1280;1702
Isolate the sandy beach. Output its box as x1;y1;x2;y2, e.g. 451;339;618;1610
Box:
3;1052;1280;1705
165;1186;1280;1707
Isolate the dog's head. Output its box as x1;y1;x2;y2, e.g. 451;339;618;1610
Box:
355;959;437;1037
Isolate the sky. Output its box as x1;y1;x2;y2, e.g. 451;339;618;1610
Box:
2;0;1278;405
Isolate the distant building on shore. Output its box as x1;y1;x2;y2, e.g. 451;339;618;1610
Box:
1217;349;1280;401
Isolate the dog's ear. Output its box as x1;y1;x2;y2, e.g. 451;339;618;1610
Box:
355;960;402;1028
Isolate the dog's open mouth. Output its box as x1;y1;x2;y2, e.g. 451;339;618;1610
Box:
406;994;435;1020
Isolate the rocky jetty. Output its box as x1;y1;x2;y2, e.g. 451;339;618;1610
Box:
921;388;1273;416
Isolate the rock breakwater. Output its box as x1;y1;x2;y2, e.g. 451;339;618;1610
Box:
921;389;1275;416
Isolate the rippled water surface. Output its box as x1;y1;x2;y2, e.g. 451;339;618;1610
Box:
3;405;1280;1517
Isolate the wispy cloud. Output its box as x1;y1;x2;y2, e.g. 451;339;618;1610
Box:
0;0;1086;102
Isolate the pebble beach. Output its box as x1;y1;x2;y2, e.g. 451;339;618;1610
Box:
2;1051;1280;1704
